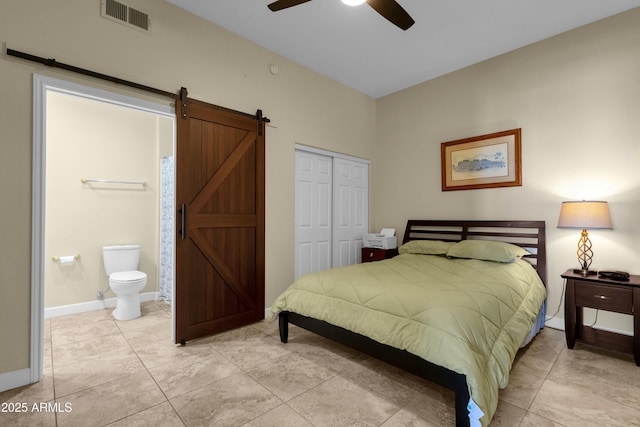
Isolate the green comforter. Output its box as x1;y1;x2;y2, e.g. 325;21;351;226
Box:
270;253;546;426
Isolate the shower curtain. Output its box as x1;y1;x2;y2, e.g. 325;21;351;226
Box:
159;155;174;302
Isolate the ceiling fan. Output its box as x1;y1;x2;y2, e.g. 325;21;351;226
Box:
267;0;415;31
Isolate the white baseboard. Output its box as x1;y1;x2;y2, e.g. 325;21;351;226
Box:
44;292;159;319
0;368;30;393
545;316;565;331
45;297;267;321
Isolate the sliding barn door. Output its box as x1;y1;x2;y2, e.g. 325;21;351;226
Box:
175;98;265;344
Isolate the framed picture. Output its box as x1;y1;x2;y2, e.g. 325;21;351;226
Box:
441;128;522;191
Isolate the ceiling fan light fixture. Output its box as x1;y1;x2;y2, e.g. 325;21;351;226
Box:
268;0;414;31
341;0;366;6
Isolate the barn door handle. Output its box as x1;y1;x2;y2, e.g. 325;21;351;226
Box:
179;203;186;240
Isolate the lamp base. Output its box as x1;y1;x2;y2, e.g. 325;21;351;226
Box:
573;268;598;277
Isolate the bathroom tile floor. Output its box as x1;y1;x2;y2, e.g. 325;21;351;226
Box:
2;301;640;426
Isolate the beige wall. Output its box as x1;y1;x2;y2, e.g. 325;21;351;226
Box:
44;91;168;308
0;0;376;376
374;8;640;333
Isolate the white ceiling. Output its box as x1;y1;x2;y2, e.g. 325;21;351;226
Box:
167;0;640;98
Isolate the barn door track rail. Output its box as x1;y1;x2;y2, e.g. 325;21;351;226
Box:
6;47;269;127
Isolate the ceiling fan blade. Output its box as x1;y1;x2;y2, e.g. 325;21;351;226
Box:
268;0;313;12
366;0;415;30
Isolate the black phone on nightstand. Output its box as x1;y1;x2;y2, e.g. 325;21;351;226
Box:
598;270;630;281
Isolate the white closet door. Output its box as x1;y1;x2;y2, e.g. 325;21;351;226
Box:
332;158;368;267
294;151;333;279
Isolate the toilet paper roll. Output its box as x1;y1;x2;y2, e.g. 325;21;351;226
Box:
58;255;76;264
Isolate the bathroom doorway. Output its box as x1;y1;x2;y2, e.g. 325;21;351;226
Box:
31;74;176;382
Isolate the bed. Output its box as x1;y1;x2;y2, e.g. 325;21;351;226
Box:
271;220;547;427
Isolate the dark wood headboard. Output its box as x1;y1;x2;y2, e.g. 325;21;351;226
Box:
402;220;547;286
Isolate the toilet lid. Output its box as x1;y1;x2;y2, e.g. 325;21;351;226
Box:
110;271;147;282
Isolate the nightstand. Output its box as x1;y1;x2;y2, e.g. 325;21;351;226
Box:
361;247;398;263
562;269;640;366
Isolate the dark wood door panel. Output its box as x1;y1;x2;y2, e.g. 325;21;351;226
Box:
175;97;265;344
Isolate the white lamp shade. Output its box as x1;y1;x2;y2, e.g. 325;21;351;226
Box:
557;201;612;229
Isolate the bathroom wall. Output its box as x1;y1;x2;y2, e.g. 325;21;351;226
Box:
44;90;170;308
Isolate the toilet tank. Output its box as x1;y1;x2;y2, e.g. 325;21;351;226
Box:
103;245;141;276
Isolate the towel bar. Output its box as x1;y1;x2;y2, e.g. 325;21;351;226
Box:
81;178;146;186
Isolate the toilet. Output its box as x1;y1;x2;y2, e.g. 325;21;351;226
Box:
102;245;147;320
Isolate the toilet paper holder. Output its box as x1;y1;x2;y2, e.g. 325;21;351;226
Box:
52;254;81;262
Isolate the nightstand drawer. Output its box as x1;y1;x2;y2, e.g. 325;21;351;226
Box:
574;282;633;314
361;247;398;262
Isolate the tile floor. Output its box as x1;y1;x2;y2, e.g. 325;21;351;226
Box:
2;301;640;426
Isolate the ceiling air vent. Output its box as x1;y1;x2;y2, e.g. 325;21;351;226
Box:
101;0;151;33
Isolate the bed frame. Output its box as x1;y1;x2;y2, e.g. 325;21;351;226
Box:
278;220;547;427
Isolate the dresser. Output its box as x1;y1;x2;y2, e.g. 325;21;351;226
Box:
562;269;640;366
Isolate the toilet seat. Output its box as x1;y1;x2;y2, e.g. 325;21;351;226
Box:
110;271;147;283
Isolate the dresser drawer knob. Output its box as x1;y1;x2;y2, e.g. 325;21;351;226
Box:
594;295;609;300
369;252;374;258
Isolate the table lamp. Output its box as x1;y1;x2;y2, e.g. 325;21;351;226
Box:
557;200;612;276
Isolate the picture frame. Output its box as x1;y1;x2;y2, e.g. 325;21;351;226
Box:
441;128;522;191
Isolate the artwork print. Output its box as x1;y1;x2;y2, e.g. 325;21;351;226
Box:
441;129;521;191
